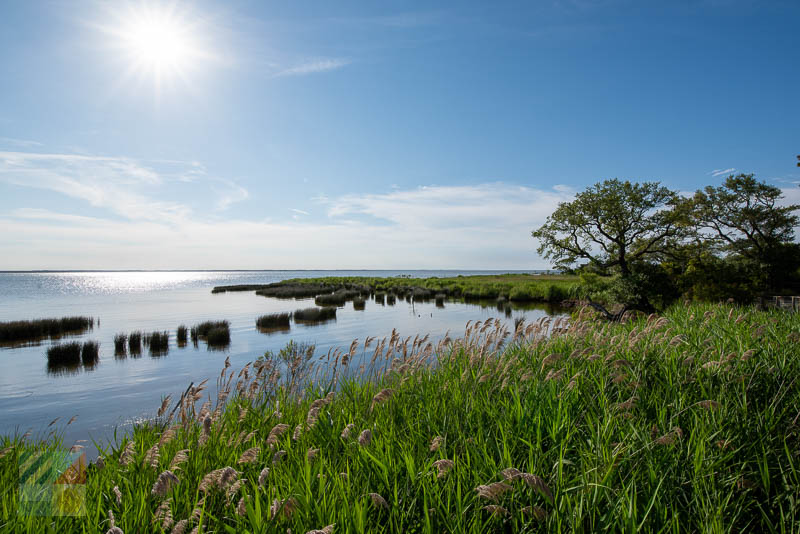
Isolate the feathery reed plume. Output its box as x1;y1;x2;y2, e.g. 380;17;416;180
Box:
237;496;247;516
154;499;174;530
158;395;172;417
238;447;259;465
741;349;755;361
226;479;245;503
697;400;720;411
198;467;238;494
94;456;104;470
144;444;160;469
483;505;508;516
119;441;135;466
152;470;180;497
370;388;394;411
340;423;355;440
112;485;122;506
258;468;269;488
307;448;319;460
306;525;335;534
170;450;190;471
266;423;290;448
171;520;188;534
522;505;548;521
654;427;683;446
432;459;454;479
367;493;389;510
475;482;512;501
293;424;303;441
272;450;287;464
358;429;372;447
270;497;298;519
106;528;123;534
430;436;444;452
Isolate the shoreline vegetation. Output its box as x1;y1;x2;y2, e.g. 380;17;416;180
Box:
3;302;799;531
0;316;94;345
212;273;584;303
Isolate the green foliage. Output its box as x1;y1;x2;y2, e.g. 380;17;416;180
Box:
5;304;800;532
532;179;690;276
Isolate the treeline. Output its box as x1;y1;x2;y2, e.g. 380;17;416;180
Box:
533;173;800;310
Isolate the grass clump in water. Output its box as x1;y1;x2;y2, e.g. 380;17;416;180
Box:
353;296;366;310
191;321;231;349
144;332;169;355
256;313;291;331
113;334;127;357
81;341;99;366
128;331;142;355
176;325;188;346
386;293;396;305
0;316;94;344
46;342;81;366
293;307;336;323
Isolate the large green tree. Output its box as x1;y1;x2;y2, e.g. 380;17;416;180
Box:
532;179;689;276
692;174;800;291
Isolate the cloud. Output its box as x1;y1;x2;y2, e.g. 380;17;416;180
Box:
213;179;249;211
290;208;309;215
275;58;351;77
0;137;44;148
709;168;736;177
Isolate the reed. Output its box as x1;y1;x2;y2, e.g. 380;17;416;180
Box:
128;331;142;355
81;341;99;366
386;293;396;305
176;325;188;346
9;302;800;533
293;307;336;323
256;313;291;329
144;332;169;355
353;297;366;311
314;289;361;307
435;293;446;306
113;334;127;356
190;321;231;348
374;292;385;305
46;342;81;366
0;316;94;344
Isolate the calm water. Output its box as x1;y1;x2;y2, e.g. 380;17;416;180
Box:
0;271;562;456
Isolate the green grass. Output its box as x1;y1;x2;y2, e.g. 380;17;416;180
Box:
212;274;583;303
4;303;800;532
0;317;94;344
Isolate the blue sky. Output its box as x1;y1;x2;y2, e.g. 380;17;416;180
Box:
0;0;798;269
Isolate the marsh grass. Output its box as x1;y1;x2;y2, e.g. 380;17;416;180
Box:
374;292;385;305
315;289;361;307
191;321;231;349
386;294;397;306
128;332;142;356
353;297;366;311
177;325;188;346
0;316;94;344
435;293;446;307
256;313;292;333
293;307;336;323
113;334;127;357
46;342;81;366
81;341;99;367
9;303;800;532
144;332;169;356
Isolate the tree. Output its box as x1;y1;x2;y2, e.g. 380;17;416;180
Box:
532;179;689;276
692;174;800;291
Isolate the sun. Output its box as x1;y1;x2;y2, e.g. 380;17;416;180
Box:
119;6;196;79
99;2;211;92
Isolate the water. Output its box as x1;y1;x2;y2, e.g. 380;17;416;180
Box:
0;271;563;456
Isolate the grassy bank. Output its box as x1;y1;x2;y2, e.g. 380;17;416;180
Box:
212;273;583;303
2;303;800;532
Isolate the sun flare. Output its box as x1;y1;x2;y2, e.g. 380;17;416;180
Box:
103;2;209;89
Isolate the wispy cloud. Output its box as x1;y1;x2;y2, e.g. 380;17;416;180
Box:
290;208;309;215
275;58;351;77
0;137;43;148
213;179;249;211
709;167;736;177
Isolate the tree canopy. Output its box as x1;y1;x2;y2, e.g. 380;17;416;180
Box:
532;179;689;276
